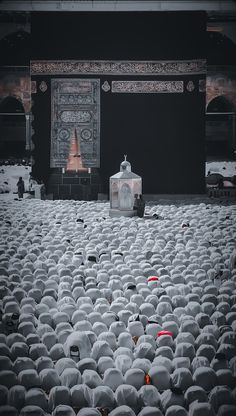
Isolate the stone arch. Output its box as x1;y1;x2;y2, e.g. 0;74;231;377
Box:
206;95;235;113
0;95;25;115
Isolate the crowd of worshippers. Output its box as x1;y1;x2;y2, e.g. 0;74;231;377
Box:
0;199;236;416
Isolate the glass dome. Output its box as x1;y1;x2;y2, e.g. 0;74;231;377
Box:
120;155;131;172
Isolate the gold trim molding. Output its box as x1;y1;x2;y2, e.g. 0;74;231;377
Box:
31;59;206;76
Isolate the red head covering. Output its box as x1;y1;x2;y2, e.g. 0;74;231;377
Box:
157;330;173;337
147;276;159;282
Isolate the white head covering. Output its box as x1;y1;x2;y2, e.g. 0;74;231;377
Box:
76;409;102;416
165;405;188;416
195;333;218;350
82;369;102;388
188;402;216;416
18;322;36;338
114;354;132;375
161;321;178;338
192;367;218;392
175;332;195;346
184;385;208;406
174;342;195;361
115;384;139;414
128;321;144;338
156;334;174;349
7;385;26;410
145;323;162;338
39;368;61;392
138;385;161;408
196;344;216;362
49;344;66;361
42;332;58;352
103;368;124;391
60;368;81;388
156;302;173;316
70;384;92;409
148;366;171;391
131;358;151;374
52;405;75;416
124;368;145;390
54;358;77;376
217;404;236;416
25;388;48;412
161;389;185;412
216;369;235;388
137;335;156;350
137;407;163;416
63;332;91;360
171;368;193;392
139;303;155;317
53;312;70;326
18;369;41;390
108;405;136;416
97;331;117;351
208;385;233;413
155;346;174;361
12;357;35;375
97;356;115;375
172;357;190;371
134;343;155;361
19;405;46;416
29;343;49;361
77;358;97;374
117;333;134;350
152;356;173;373
7;333;25;348
48;386;71;412
109;321;127;337
91;340;113;361
180;320;200;338
35;357;54;373
92;385;115;411
102;311;119;328
92;322;109;337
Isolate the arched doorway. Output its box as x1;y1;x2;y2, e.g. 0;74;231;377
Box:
206;95;235;160
0;96;26;161
207;95;235;113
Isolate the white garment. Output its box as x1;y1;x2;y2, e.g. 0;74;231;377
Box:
148;365;171;391
63;331;91;360
48;386;71;412
115;384;139;413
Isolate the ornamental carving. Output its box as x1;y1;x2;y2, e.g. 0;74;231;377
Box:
60;110;91;123
58;94;93;104
199;79;206;93
186;81;195;92
31;81;37;94
39;81;47;92
111;80;184;93
31;59;206;76
102;81;111;92
51;78;100;168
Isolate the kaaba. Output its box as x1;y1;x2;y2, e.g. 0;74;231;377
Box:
30;11;206;196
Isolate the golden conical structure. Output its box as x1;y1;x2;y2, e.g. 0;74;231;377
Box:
66;128;87;172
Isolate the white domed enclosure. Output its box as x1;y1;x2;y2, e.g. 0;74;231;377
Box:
109;156;142;217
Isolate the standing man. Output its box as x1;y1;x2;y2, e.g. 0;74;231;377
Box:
17;177;25;199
